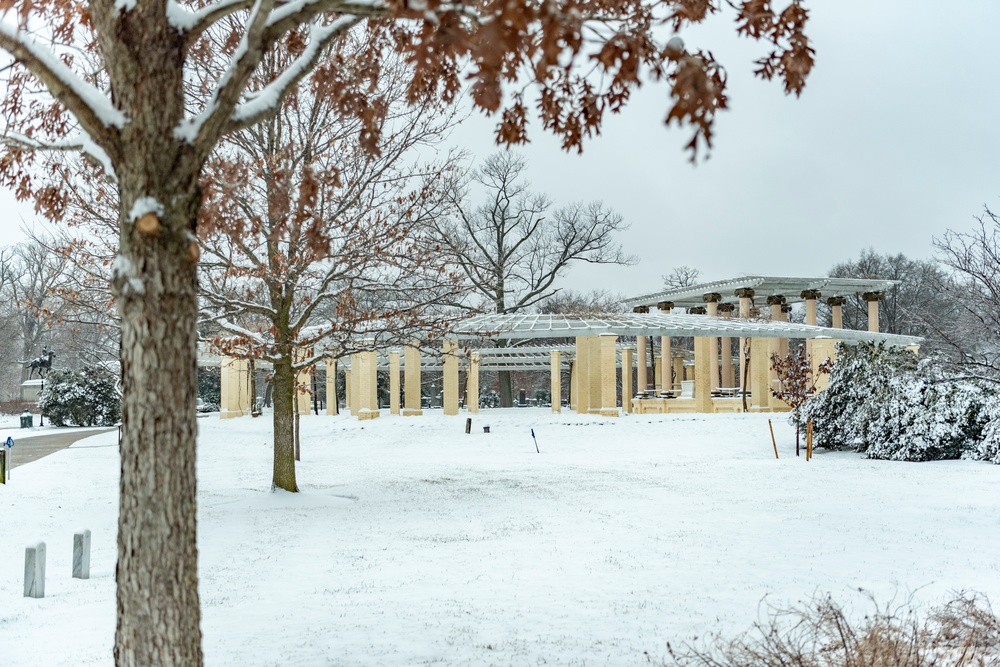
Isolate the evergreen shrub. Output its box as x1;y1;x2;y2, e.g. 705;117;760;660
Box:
38;367;121;427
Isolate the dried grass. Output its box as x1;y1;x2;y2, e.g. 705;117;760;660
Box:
665;592;1000;667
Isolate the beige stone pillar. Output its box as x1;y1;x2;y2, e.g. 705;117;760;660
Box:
468;353;480;414
569;359;577;411
550;351;561;414
442;339;459;416
658;301;674;397
599;335;619;416
636;335;647;393
673;356;684;395
767;296;786;407
345;366;354;415
863;291;882;333
622;347;633;413
357;345;379;420
801;289;820;326
717;302;734;390
703;293;721;389
827;296;846;329
326;359;338;415
588;336;603;414
389;352;401;415
750;337;771;411
296;350;312;416
575;336;591;414
736;287;755;393
693;336;713;413
403;342;423;416
220;355;249;419
811;338;840;392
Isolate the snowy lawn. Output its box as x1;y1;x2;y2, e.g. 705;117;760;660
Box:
2;410;999;666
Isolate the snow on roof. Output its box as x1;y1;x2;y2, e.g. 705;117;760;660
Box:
446;312;921;347
623;275;901;309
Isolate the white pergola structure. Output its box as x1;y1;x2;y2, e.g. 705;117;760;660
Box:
445;312;919;416
209;276;919;420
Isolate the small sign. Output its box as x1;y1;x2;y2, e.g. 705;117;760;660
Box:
4;437;12;448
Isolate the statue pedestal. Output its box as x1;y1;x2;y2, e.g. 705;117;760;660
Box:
21;380;43;403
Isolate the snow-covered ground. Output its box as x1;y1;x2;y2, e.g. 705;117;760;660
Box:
2;410;999;666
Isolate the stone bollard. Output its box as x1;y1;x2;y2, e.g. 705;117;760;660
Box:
73;529;91;580
24;542;46;598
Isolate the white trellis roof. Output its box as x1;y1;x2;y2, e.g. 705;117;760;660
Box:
446;313;921;346
623;275;901;309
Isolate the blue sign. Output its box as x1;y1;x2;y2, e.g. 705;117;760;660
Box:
4;437;12;448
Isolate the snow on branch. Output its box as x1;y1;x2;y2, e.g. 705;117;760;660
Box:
228;15;361;131
0;24;127;136
2;131;118;182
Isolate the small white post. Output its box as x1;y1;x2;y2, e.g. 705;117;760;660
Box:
24;542;46;598
73;529;92;580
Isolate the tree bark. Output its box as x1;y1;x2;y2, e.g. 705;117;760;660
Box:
114;185;203;666
271;357;298;491
498;370;514;408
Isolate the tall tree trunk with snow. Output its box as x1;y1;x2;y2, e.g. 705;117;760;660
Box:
271;355;299;492
113;183;203;664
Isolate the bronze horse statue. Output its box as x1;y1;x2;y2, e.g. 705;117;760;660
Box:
23;349;55;380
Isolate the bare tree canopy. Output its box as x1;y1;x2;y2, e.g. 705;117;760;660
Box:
435;151;636;314
931;208;1000;381
661;265;702;291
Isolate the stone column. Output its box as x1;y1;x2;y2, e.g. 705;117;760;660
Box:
693;335;713;413
735;287;755;393
636;335;647;393
767;295;786;406
811;338;841;392
750;337;771;411
622;347;633;413
295;349;312;416
345;366;354;415
673;356;684;394
468;353;480;414
389;352;401;415
403;341;423;416
550;351;561;414
599;334;619;416
325;359;338;415
801;289;821;326
569;359;577;411
220;355;248;419
718;303;735;390
863;291;883;333
575;336;591;414
827;296;846;329
703;293;721;389
442;339;459;416
658;301;673;396
588;336;603;413
357;344;379;420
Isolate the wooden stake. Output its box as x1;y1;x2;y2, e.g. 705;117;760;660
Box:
806;419;813;461
768;419;779;459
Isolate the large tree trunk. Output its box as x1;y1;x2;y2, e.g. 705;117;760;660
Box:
113;184;203;666
498;370;514;408
271;357;299;491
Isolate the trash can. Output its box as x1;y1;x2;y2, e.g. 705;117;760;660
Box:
20;413;33;428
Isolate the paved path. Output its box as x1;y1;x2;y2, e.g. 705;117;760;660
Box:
7;428;117;469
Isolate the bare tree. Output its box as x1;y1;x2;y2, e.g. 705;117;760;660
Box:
662;265;702;291
0;2;814;663
432;151;635;404
539;289;625;316
198;39;466;491
930;207;1000;381
826;248;949;336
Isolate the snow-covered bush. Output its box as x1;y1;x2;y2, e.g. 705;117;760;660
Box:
38;367;121;427
801;342;917;452
803;342;999;462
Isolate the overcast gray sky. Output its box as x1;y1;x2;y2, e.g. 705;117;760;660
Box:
2;0;998;301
